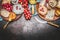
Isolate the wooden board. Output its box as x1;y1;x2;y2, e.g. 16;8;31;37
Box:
36;2;59;21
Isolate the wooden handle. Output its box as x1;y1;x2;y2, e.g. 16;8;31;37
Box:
47;22;59;27
3;22;10;29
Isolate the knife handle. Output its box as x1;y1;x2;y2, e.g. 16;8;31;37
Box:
47;22;59;27
3;22;10;29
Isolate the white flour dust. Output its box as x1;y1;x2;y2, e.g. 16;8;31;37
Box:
7;15;49;35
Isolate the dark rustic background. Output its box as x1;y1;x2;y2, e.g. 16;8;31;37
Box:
0;0;60;40
0;16;60;40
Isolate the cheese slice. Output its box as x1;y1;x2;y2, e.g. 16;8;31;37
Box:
1;9;10;17
46;9;55;20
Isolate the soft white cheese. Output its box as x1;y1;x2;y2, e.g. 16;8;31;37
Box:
13;4;24;14
1;9;10;17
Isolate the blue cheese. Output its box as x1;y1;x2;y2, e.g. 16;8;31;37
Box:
46;9;55;20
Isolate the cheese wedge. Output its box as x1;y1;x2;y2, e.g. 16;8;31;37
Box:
56;0;60;8
46;9;55;20
55;9;60;16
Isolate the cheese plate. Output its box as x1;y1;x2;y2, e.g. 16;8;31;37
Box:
36;2;59;21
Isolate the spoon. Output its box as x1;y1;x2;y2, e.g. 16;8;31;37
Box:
3;21;10;29
3;12;16;29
